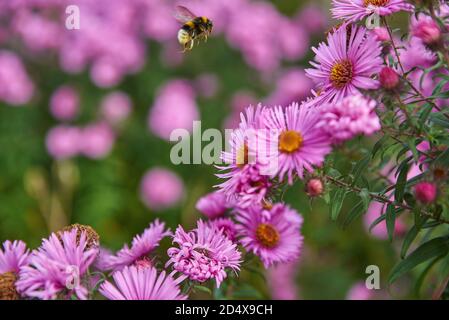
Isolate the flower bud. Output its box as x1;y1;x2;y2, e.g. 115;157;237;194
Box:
412;18;441;45
414;182;437;204
306;178;324;197
379;67;400;90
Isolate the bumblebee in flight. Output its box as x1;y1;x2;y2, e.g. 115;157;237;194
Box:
174;5;213;52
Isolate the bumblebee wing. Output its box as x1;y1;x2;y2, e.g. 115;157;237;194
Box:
174;5;197;23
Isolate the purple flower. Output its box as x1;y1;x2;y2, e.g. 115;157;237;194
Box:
99;265;187;300
45;125;81;160
235;203;303;268
0;50;34;106
331;0;413;23
16;229;99;300
267;259;300;300
49;85;79;121
346;281;373;300
102;219;171;272
80;122;115;159
318;94;381;143
100;91;132;125
411;14;441;45
207;218;238;241
306;24;382;103
414;182;438;204
260;102;332;184
140;168;184;211
166;220;242;288
0;240;30;274
196;191;229;219
148;79;199;141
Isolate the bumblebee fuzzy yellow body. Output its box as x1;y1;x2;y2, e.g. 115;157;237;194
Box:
177;17;213;52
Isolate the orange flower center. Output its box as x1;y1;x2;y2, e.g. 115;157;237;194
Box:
256;223;280;248
363;0;389;6
279;130;303;153
330;59;353;89
0;271;19;300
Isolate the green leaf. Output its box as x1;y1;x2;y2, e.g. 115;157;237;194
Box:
394;162;409;203
330;188;346;221
414;255;444;297
386;204;395;242
371;135;388;158
342;201;365;228
194;285;212;295
400;211;428;259
232;284;263;299
435;147;449;166
351;155;370;186
389;237;449;284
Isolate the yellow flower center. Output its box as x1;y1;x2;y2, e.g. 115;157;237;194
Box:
236;143;249;168
256;224;280;248
363;0;389;6
330;59;353;89
279;130;303;153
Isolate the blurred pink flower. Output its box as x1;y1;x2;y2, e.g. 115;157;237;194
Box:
196;191;228;219
346;282;373;300
194;73;220;98
267;259;300;300
411;14;442;45
49;86;79;121
80;122;115;159
207;217;238;241
140;168;184;211
414;182;438;204
45;125;81;160
266;68;314;106
364;199;406;240
148;79;200;141
0;50;34;106
100;91;132;125
295;5;328;33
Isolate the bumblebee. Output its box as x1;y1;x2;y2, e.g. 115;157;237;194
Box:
174;6;213;52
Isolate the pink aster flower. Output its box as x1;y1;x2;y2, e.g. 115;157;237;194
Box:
217;105;272;207
0;50;34;106
207;218;238;241
45;125;81;160
100;91;132;125
49;86;79;121
196;191;229;219
166;220;241;288
235;203;303;268
305;24;382;103
363;199;406;239
80;122;115;159
99;265;187;300
148;79;199;141
267;259;300;300
0;240;30;274
331;0;414;23
102;219;171;272
16;229;99;300
259;102;332;184
318;94;381;143
346;281;373;300
140;168;184;211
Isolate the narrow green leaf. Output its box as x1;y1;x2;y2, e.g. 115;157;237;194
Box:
330;188;346;221
386;204;395;242
389;237;449;284
342;201;365;228
435;147;449;166
351;155;370;186
371;135;388;158
194;285;212;295
414;255;444;297
394;162;409;203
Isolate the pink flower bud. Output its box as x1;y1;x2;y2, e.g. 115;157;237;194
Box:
414;182;437;204
306;178;324;197
49;86;79;121
379;67;400;90
412;17;441;45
